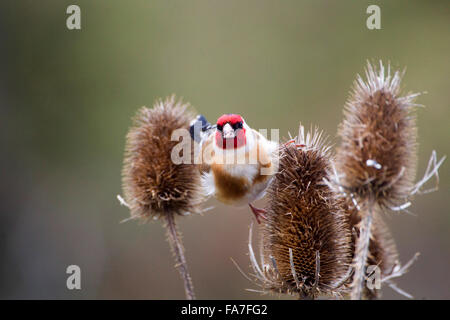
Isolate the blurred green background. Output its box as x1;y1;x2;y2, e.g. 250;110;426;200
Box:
0;0;449;299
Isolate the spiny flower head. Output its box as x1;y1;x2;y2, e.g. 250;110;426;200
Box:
121;95;203;221
336;61;419;209
251;126;352;299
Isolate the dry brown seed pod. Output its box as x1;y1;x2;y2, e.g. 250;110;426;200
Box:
250;126;352;299
335;61;422;299
121;95;203;300
336;61;419;210
122;96;203;220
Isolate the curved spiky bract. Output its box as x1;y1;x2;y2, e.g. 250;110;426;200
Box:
122;96;203;221
368;214;399;278
346;203;399;299
347;205;399;273
336;61;419;209
255;126;352;298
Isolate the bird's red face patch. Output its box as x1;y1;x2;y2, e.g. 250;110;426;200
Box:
215;114;246;149
216;114;243;127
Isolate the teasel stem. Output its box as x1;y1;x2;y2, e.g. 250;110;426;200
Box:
165;211;196;300
350;199;374;300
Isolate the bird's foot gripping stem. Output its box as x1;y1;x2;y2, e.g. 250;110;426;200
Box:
249;203;267;224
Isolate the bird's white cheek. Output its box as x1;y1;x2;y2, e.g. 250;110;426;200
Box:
222;123;235;139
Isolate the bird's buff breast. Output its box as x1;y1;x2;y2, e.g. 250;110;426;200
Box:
211;163;270;205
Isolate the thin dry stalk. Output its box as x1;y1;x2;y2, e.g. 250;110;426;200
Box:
165;211;196;300
350;201;374;300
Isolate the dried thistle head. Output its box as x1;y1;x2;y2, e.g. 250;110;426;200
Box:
121;95;203;221
336;61;419;209
251;126;352;299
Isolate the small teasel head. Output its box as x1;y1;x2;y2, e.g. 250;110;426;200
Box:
336;61;420;209
249;126;353;299
121;95;204;221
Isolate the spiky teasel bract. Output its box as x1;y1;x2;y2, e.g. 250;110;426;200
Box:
121;95;203;300
122;95;203;221
347;204;399;276
346;203;399;299
367;213;399;298
336;61;419;209
248;126;352;299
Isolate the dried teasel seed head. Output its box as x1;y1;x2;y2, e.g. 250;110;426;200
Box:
121;95;204;221
253;126;352;299
336;61;419;209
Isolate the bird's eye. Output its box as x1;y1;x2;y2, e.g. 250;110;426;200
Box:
217;124;223;131
234;122;243;130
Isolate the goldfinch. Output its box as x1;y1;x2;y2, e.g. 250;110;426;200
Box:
190;114;278;223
